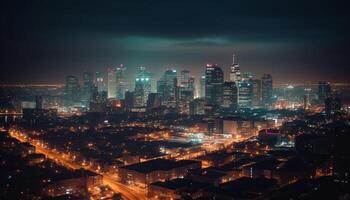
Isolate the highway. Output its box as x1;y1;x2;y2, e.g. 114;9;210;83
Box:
8;129;147;200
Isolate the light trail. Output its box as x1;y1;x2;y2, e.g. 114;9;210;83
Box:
8;129;147;200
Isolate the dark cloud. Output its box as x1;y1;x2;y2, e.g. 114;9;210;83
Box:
1;0;349;84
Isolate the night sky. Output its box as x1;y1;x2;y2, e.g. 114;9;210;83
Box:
1;0;350;85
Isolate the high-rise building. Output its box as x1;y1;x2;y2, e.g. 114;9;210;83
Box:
95;72;106;93
147;93;162;109
325;96;341;117
222;81;238;110
200;75;206;98
190;98;206;115
261;74;273;107
35;96;43;110
252;79;262;106
238;80;253;108
180;70;190;88
134;66;152;107
107;67;117;99
205;64;224;106
116;64;127;100
124;91;135;110
65;76;80;103
229;53;241;82
82;71;94;105
318;81;331;102
157;69;178;107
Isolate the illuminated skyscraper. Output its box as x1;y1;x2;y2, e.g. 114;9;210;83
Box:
252;79;262;106
200;75;206;98
222;81;238;110
95;72;106;93
261;74;273;106
238;80;253;108
318;81;331;102
134;66;152;107
229;53;241;82
157;69;178;107
82;71;94;105
35;96;43;110
107;67;117;99
180;70;190;88
116;64;127;100
65;76;80;103
205;64;224;106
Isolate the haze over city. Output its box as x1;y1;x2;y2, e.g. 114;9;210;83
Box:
1;0;350;84
1;1;350;200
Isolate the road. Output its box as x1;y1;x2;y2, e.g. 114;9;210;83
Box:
8;129;147;200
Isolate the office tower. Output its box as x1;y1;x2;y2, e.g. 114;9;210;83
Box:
200;75;206;98
107;67;117;99
238;80;253;108
35;96;43;110
325;96;341;117
318;81;331;102
95;72;106;93
190;98;206;115
116;64;127;100
157;69;178;107
222;81;238;110
134;66;152;107
82;71;94;104
147;93;162;109
205;64;224;106
124;91;135;110
65;76;80;102
180;70;190;88
229;53;241;82
261;74;273;107
252;79;262;106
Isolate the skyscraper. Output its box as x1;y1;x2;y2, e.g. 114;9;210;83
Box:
180;70;190;88
107;67;117;99
116;64;127;100
229;53;241;82
325;95;341;117
65;76;80;103
95;72;106;93
147;93;162;109
82;71;94;105
238;80;253;108
261;74;273;106
134;66;152;107
35;96;43;110
124;91;135;110
222;81;238;111
252;79;262;106
157;69;178;107
318;81;331;102
200;75;206;98
205;64;224;106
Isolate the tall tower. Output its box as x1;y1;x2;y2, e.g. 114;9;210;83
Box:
134;66;152;107
229;53;241;83
318;81;331;102
205;64;224;106
200;75;206;98
107;67;117;99
261;74;273;107
65;76;80;103
95;72;106;93
116;64;127;100
82;71;94;105
157;69;178;107
222;81;238;110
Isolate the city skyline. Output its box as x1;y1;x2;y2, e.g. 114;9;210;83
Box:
1;0;350;84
